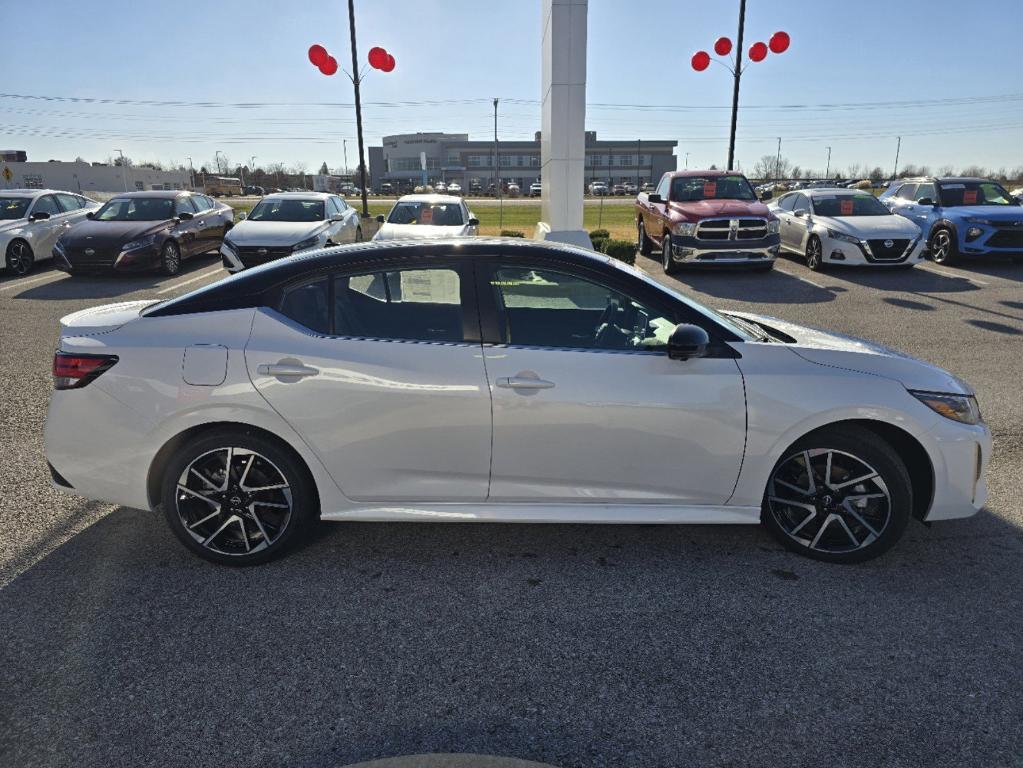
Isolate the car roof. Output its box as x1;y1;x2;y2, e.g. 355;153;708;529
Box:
262;191;335;201
669;170;743;178
1;188;83;197
801;188;875;197
898;176;992;184
106;190;192;199
394;194;465;204
146;238;613;318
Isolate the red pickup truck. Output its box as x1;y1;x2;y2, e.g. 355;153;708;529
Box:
636;170;780;273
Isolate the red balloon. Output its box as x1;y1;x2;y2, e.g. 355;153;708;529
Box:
769;31;790;54
714;36;732;56
319;55;338;76
368;46;388;69
691;51;710;72
380;54;395;73
748;42;768;62
308;44;328;67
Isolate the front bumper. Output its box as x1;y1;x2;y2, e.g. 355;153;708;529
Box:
822;235;925;266
669;233;780;265
959;223;1023;257
924;417;992;521
53;243;162;273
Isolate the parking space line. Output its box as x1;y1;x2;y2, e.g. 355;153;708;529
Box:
0;271;66;293
773;263;827;289
918;264;988;285
156;266;225;295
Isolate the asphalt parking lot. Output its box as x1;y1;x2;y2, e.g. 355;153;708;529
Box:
1;250;1021;768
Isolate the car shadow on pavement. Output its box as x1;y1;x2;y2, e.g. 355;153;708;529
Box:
2;504;1021;767
12;254;223;301
645;260;837;304
944;257;1023;283
823;264;982;294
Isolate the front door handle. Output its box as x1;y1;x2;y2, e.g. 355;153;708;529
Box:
496;375;555;390
257;362;319;378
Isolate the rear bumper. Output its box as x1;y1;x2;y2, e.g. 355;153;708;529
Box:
669;233;780;265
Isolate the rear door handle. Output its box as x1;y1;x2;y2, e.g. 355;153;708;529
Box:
496;376;555;390
257;362;319;378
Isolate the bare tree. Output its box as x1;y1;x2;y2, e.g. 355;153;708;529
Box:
752;154;791;180
868;167;885;182
937;164;956;176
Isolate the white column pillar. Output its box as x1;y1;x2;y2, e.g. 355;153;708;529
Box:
535;0;591;249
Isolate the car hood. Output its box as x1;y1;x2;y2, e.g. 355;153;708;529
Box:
671;199;772;218
373;223;472;241
0;217;29;236
725;310;973;395
60;219;170;247
59;299;159;337
816;215;920;238
946;205;1023;222
227;220;328;246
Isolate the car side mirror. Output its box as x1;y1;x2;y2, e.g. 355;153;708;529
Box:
917;198;934;206
667;323;710;361
29;211;51;222
760;191;773;201
793;208;808;218
647;194;663;204
85;211;95;219
238;211;247;220
177;211;194;220
330;213;344;222
468;217;480;226
376;214;385;223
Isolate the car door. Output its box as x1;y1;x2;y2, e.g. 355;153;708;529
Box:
246;259;492;502
773;193;797;249
788;193;812;251
324;197;347;242
478;258;746;504
26;194;65;256
886;183;916;218
52;194;94;257
905;182;937;231
172;196;202;256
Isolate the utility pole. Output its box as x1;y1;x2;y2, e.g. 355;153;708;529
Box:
343;139;349;178
726;0;746;170
347;0;369;216
494;97;502;228
186;156;194;190
775;137;782;181
636;139;641;189
892;136;901;180
114;149;128;191
825;146;831;179
685;152;690;169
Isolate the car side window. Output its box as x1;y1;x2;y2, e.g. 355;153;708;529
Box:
488;266;675;351
326;197;340;216
655;175;670;199
191;195;211;212
55;193;83;211
335;197;348;211
32;195;60;216
278;277;330;335
914;183;936;202
174;197;197;215
897;184;916;201
334;267;464;342
777;193;795;211
793;194;810;213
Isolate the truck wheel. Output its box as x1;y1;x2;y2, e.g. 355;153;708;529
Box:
662;236;677;275
929;227;959;265
637;220;652;256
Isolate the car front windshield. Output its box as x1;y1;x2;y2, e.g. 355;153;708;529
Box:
248;199;325;222
671;175;756;202
0;198;31;220
387;202;464;226
812;194;890;217
94;197;174;221
938;181;1014;207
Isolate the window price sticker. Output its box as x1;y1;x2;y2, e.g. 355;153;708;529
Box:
962;190;978;204
840;199;855;215
419;206;434;224
703;181;717;197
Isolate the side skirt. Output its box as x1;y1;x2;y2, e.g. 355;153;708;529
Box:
320;503;761;524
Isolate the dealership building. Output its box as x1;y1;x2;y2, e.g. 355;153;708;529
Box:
368;131;678;193
0;156;190;195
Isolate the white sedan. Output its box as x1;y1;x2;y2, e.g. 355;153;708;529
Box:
373;194;478;241
220;192;361;273
45;239;989;566
1;190;99;275
770;189;925;270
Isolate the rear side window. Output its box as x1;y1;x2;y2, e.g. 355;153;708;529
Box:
33;195;60;215
914;183;936;202
279;277;330;334
335;267;463;342
55;193;84;211
897;184;916;200
192;195;212;211
174;197;197;215
777;193;795;211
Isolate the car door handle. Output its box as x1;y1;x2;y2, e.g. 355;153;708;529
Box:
257;362;319;378
496;375;555;390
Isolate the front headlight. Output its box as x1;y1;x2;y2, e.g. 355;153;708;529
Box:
672;221;697;236
292;235;321;252
767;220;780;234
826;228;860;244
910;390;982;425
122;234;157;251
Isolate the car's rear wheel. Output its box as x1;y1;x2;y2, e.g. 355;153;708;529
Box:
637;220;652;256
929;227;959;265
5;239;34;276
161;429;316;566
805;234;824;271
662;235;676;275
160;240;181;275
761;425;912;563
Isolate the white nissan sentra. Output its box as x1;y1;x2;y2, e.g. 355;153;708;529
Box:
44;239;990;566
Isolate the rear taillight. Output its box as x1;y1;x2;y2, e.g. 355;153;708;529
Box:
52;352;118;390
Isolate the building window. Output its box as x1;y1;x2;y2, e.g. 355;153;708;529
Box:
447;152;461;164
134;181;144;190
499;155;512;167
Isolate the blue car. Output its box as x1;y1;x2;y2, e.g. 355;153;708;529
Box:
879;177;1023;264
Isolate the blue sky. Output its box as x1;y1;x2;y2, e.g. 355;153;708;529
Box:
5;0;1022;176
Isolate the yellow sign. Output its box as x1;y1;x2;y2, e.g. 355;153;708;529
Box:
1;166;11;181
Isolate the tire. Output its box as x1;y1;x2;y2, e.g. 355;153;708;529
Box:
929;227;959;265
637;220;652;256
355;227;363;243
761;425;912;564
160;429;317;566
805;234;824;271
661;234;676;275
160;240;181;276
5;239;35;276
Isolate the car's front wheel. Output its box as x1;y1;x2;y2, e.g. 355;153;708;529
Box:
805;234;824;271
661;235;676;275
929;227;959;265
761;425;912;563
637;220;652;256
5;239;35;276
160;240;181;275
161;429;317;566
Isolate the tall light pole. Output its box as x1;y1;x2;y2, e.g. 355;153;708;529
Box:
345;0;370;216
343;139;349;178
775;137;782;181
493;97;502;227
186;155;194;190
684;152;690;169
892;136;901;180
114;149;128;191
726;0;747;170
636;139;641;188
825;146;831;179
215;150;224;175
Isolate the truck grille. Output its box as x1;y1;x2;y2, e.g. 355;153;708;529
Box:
865;238;911;262
236;245;293;268
695;217;769;241
987;229;1023;248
